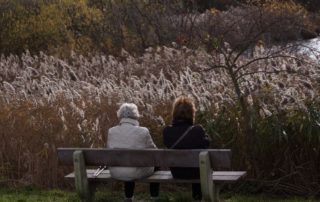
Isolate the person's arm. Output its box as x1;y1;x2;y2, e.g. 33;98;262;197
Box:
162;127;169;148
202;133;210;148
144;128;157;149
106;128;114;149
106;129;110;148
196;126;210;148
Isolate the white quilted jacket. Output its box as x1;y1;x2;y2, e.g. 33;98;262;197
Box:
106;118;157;181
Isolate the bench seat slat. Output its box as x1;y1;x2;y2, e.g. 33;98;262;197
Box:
65;170;246;183
58;148;231;169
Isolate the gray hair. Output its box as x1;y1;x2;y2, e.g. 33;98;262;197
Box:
117;103;140;119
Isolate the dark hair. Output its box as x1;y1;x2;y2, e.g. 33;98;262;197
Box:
172;96;196;124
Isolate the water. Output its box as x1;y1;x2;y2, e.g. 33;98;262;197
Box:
303;37;320;50
300;37;320;61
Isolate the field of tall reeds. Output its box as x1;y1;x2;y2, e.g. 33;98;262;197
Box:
0;44;319;195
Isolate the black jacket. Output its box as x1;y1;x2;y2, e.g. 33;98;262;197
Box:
163;119;210;179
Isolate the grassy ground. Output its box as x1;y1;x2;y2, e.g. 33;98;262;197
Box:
0;187;318;202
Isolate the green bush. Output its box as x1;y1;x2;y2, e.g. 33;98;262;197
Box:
1;0;316;56
0;0;102;56
200;104;320;195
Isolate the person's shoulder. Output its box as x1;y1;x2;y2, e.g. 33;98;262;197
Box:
138;126;150;134
192;124;205;132
162;125;173;138
163;125;172;130
162;125;173;133
108;125;118;133
193;124;204;128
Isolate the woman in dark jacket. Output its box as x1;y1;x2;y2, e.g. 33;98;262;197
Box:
163;96;210;201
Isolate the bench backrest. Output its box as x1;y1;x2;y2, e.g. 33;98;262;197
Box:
57;148;231;170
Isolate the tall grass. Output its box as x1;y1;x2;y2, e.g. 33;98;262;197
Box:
0;46;319;195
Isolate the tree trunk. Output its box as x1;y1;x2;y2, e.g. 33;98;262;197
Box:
228;66;256;173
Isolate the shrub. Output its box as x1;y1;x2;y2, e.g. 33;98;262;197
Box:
0;0;316;56
0;0;102;56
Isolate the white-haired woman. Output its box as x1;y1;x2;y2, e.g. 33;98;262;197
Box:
107;103;159;201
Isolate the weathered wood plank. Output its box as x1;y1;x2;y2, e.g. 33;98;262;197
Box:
199;151;214;202
73;151;92;202
65;170;246;183
214;184;221;202
58;148;231;169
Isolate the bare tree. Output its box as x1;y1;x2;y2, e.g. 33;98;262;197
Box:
197;3;319;176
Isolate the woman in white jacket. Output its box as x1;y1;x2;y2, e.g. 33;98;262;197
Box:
107;103;159;201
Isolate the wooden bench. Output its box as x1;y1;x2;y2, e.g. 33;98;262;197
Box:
57;148;246;202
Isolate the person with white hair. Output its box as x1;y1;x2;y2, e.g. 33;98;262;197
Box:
107;103;159;201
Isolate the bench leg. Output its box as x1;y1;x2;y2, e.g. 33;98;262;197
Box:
213;184;221;202
199;151;214;202
73;150;92;202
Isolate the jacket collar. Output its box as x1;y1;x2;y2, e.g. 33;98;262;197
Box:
120;118;139;126
172;118;193;126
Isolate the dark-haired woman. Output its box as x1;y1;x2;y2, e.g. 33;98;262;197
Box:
163;96;210;201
